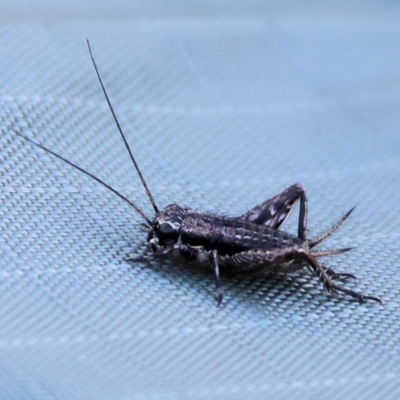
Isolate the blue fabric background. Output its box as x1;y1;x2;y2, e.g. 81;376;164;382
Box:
1;1;400;399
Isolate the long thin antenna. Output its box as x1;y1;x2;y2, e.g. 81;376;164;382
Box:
87;39;159;214
10;128;153;227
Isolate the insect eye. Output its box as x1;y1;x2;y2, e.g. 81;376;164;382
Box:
158;223;175;235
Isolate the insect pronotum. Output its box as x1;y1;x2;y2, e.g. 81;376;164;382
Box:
9;40;382;306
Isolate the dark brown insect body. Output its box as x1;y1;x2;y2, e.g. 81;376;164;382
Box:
144;191;381;305
9;41;382;307
182;213;302;255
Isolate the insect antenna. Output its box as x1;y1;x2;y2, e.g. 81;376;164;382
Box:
87;39;159;214
10;128;153;227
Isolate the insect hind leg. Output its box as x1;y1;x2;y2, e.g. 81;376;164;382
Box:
280;262;357;283
242;183;308;240
300;251;382;304
223;247;381;304
324;267;357;282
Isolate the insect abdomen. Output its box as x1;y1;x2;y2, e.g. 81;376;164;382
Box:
181;213;303;256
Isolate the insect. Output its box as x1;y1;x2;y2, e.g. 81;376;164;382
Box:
9;40;382;306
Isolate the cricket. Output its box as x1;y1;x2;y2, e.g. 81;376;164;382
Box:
9;40;382;306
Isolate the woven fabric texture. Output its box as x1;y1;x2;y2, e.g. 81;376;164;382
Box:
1;2;400;399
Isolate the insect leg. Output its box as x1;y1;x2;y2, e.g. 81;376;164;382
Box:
293;250;380;303
222;248;381;304
126;248;175;262
241;183;308;240
277;261;356;282
127;243;198;262
279;248;357;282
209;250;223;306
223;248;292;275
178;245;198;262
324;267;357;282
302;251;382;304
